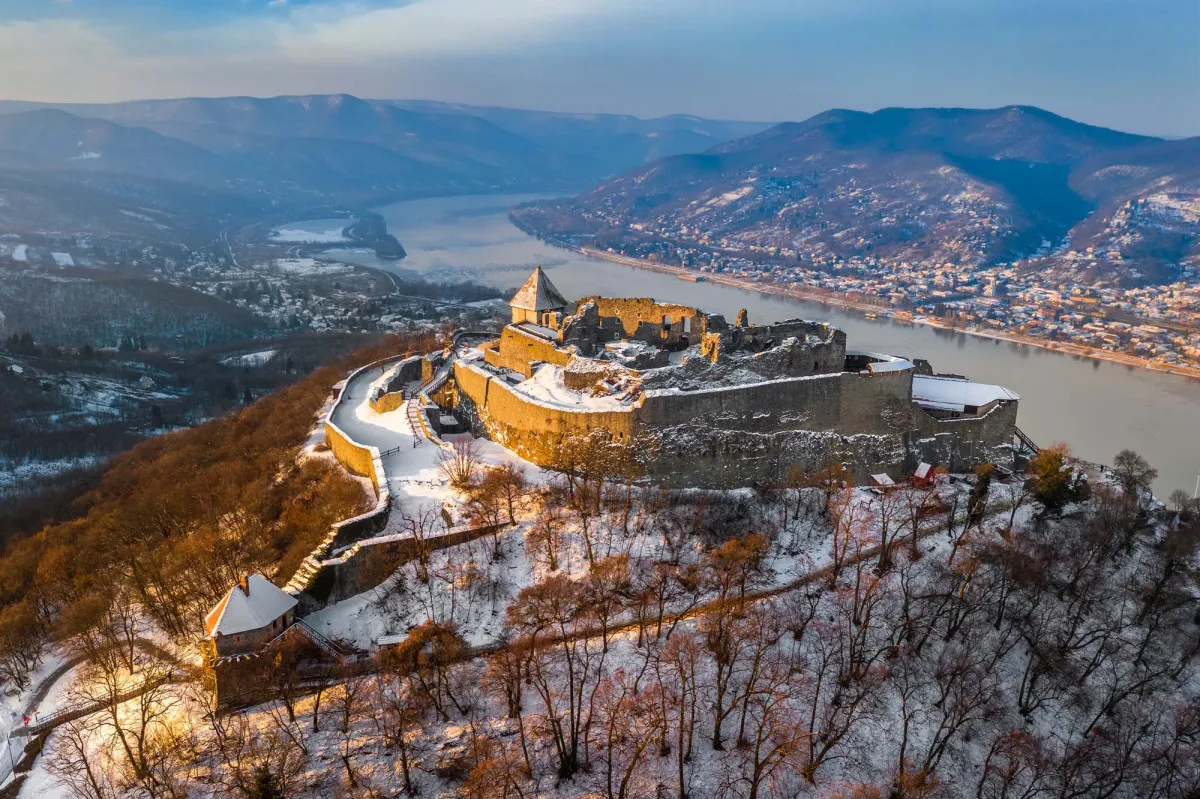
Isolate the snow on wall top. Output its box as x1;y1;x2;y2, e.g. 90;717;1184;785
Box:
205;573;297;638
912;374;1020;412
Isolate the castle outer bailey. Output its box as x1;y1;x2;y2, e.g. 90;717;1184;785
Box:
438;268;1020;487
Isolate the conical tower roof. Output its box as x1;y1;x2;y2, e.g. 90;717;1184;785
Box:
510;266;568;312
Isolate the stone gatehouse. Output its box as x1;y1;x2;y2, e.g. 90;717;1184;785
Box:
438;268;1020;487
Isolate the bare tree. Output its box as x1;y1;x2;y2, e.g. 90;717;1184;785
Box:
439;437;481;489
595;669;663;799
587;554;632;653
213;711;314;799
526;499;565;572
45;715;120;799
506;573;600;779
1111;449;1158;495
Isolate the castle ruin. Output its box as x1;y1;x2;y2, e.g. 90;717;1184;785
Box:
437;268;1020;487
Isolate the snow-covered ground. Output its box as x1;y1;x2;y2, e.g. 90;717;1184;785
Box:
270;227;348;244
219;349;277;367
0;456;104;495
266;257;353;276
11;244;27;262
50;253;74;268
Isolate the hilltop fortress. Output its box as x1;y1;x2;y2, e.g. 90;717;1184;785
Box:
435;268;1020;487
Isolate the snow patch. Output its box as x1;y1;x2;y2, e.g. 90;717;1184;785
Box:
220;349;277;367
270;227;348;244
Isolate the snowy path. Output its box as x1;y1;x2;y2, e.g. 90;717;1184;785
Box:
329;363;452;527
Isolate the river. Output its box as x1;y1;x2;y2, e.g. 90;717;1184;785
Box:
299;192;1200;499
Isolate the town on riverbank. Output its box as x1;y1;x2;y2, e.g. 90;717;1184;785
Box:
572;245;1200;382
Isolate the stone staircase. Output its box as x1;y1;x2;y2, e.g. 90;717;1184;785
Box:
284;526;340;594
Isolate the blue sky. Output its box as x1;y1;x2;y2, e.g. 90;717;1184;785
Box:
0;0;1196;135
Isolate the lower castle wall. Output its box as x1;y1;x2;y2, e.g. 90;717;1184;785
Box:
303;523;506;606
453;361;638;464
451;357;1016;488
637;370;918;486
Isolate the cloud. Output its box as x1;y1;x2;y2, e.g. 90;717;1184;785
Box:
0;0;1192;136
0;19;133;100
270;0;655;61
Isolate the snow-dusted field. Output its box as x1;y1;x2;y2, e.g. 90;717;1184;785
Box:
270;227;349;244
219;349;277;368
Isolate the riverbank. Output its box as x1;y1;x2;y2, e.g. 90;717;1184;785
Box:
576;246;1200;382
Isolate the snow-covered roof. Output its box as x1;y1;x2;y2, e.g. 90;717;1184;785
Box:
510;267;569;311
205;574;297;638
912;375;1020;413
847;350;916;374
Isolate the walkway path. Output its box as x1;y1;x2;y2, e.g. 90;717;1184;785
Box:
329;360;450;531
0;639;184;787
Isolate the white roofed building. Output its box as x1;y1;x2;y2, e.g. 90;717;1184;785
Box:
509;266;569;326
204;573;297;657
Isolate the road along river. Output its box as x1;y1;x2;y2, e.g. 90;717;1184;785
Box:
297;192;1200;499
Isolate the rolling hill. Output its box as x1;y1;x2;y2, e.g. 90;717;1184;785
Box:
519;106;1200;283
0;95;769;238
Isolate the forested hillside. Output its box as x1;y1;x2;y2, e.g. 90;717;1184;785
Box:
0;332;437;683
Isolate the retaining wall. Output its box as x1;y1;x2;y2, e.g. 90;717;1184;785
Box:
367;355;423;413
302;523;507;606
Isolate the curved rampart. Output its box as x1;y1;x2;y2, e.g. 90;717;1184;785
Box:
286;355;407;596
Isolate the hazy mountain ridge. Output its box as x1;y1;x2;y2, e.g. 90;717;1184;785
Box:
527;106;1199;283
0;95;771;236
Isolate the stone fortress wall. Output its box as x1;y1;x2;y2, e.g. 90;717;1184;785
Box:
451;355;1014;488
454;359;639;457
445;270;1019;488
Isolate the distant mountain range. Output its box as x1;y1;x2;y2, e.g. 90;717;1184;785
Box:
520;106;1200;284
0;95;767;236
